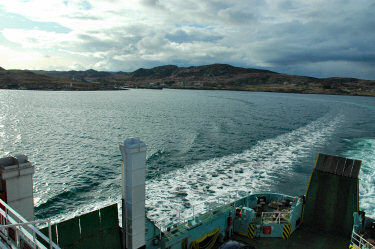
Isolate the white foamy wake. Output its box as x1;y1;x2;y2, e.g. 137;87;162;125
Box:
146;114;344;227
343;139;375;218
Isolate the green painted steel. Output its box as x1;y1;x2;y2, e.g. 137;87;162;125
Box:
102;227;122;248
80;209;100;237
38;223;58;248
100;204;118;229
303;154;361;237
41;203;121;249
58;217;81;247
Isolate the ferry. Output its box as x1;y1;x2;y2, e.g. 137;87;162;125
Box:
0;138;374;249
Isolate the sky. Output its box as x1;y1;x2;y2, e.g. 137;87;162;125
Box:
0;0;374;79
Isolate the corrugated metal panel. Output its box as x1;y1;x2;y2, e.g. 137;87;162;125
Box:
342;158;354;177
335;157;347;175
315;153;361;178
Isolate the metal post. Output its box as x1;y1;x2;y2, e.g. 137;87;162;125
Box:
120;160;126;249
48;221;52;249
122;198;126;249
32;229;36;245
5;209;9;237
15;226;19;247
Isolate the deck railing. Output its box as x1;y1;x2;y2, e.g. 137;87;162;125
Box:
155;193;297;232
156;197;234;232
261;211;290;224
350;230;375;249
0;198;60;249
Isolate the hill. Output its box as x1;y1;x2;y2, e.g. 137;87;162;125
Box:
1;64;375;96
0;69;115;90
107;64;375;96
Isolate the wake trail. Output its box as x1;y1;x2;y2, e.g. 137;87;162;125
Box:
146;113;344;227
343;138;375;218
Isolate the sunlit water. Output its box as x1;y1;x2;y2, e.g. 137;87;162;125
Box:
0;89;374;227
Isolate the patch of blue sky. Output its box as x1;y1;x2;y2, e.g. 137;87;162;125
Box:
63;0;92;10
0;11;71;33
188;24;214;30
80;0;92;10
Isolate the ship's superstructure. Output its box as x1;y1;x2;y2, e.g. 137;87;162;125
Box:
0;156;59;249
0;155;35;221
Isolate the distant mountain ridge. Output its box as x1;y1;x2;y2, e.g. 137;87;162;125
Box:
0;69;111;90
129;64;275;78
33;69;112;79
1;64;374;96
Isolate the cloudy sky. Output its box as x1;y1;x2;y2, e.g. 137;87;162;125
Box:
0;0;374;79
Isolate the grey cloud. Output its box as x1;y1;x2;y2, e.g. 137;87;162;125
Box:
64;14;102;20
23;0;375;79
218;8;256;25
140;0;165;10
276;0;299;11
165;30;223;43
228;0;375;78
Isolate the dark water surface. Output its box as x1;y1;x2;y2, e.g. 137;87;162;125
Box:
0;89;374;226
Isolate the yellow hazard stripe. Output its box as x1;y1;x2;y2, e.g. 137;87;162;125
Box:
248;224;255;239
302;154;320;222
282;224;291;239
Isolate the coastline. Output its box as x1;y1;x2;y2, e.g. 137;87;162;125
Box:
1;64;374;96
1;86;374;97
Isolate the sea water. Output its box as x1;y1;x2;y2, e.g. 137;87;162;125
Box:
0;89;374;226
